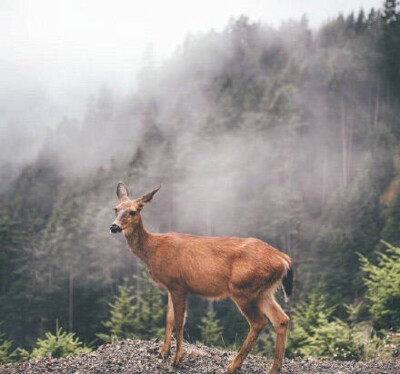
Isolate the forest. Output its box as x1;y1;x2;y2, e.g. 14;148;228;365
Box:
1;0;400;363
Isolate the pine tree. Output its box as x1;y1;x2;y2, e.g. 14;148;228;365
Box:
132;268;165;340
287;291;366;361
0;331;14;364
198;308;223;347
381;0;400;99
97;280;137;343
97;265;165;343
28;322;91;359
360;241;400;330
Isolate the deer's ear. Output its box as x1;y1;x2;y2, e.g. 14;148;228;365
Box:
140;185;161;205
116;182;129;201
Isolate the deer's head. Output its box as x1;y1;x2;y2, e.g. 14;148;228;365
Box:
110;182;161;235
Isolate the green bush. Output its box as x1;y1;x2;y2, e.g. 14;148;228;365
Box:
0;323;90;363
287;292;374;361
97;265;165;343
287;291;334;357
0;332;14;364
299;317;365;360
97;280;138;343
374;331;400;359
360;241;400;330
28;323;91;359
198;308;223;347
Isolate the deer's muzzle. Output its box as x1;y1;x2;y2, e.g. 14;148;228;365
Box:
110;224;122;234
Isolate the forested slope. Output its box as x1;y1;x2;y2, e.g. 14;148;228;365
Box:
1;1;400;360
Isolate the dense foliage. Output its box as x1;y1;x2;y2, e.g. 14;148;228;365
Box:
198;308;224;347
97;266;165;343
1;0;400;364
0;332;14;364
361;241;400;330
31;325;90;359
23;323;91;360
288;292;369;361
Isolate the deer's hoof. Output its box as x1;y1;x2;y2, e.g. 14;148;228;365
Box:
268;365;282;374
172;352;183;366
159;346;170;358
226;363;239;373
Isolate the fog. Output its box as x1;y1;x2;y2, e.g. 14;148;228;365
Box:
0;0;382;176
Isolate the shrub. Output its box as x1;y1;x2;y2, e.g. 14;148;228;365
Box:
360;241;400;331
374;331;400;359
287;291;334;357
97;265;165;343
299;317;365;360
0;332;14;364
198;308;223;347
28;322;91;359
287;292;372;361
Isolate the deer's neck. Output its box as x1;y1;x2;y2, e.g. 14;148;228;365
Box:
125;217;153;264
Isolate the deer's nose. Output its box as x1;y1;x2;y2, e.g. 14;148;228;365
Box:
110;224;122;234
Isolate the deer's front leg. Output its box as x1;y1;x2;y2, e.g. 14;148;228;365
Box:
170;291;187;366
160;292;174;357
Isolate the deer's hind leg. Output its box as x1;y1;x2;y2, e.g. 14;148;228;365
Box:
160;292;174;357
259;294;289;374
227;293;268;373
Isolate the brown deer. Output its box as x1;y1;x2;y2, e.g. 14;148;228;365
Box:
110;182;292;374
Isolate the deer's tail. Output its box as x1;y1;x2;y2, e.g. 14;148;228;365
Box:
282;266;293;302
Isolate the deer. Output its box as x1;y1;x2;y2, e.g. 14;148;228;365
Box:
110;182;293;374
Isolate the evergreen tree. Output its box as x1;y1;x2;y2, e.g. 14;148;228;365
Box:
360;241;400;330
97;266;165;343
0;331;15;364
381;0;400;99
28;322;91;359
287;291;371;361
97;281;137;343
198;308;223;347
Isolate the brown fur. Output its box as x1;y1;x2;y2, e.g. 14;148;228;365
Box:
111;182;291;374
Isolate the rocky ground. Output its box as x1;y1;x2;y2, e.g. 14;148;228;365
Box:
1;339;399;374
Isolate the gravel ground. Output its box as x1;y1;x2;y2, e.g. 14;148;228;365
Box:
1;339;399;374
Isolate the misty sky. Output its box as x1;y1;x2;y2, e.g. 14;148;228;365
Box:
0;0;383;131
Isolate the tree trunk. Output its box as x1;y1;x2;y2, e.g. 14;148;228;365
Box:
341;95;348;190
347;103;354;184
292;221;302;301
321;152;328;215
374;80;380;128
68;267;74;332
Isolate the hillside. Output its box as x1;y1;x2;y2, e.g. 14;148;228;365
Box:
1;340;399;374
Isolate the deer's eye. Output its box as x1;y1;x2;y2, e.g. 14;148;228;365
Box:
114;208;118;215
129;210;136;216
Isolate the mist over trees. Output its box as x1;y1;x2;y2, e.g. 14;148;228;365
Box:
1;1;400;360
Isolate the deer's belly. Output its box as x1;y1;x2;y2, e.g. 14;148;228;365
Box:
188;284;229;299
150;271;229;299
184;271;230;299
